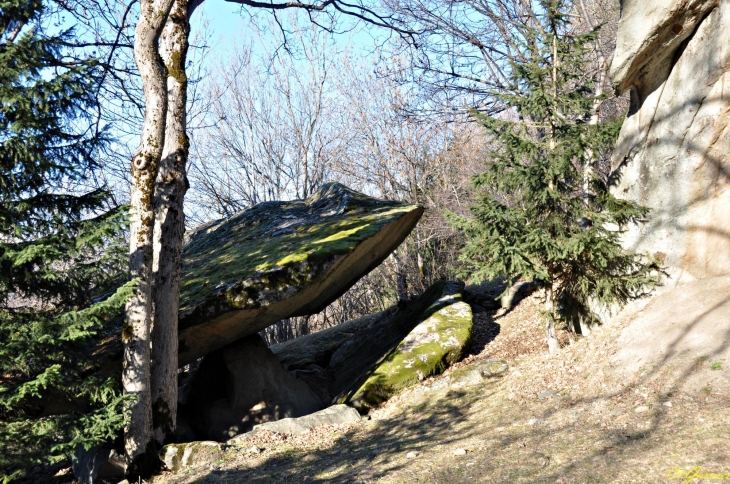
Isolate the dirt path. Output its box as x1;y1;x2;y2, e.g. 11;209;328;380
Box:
152;291;730;484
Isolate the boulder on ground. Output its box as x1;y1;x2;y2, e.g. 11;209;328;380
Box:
272;281;462;405
160;441;227;473
448;359;509;388
228;404;361;441
176;183;423;365
344;282;473;410
178;334;324;442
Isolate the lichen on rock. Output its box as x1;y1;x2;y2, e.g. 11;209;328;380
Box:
345;282;473;411
176;183;423;364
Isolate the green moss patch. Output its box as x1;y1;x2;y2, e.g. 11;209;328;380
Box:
347;282;473;410
178;183;418;318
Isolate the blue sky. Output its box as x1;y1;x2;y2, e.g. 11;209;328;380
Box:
188;0;392;65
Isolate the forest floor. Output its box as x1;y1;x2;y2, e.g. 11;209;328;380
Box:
149;289;730;483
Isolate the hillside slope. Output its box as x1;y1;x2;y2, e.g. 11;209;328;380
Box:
154;283;730;483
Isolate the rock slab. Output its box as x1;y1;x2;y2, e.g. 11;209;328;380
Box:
228;404;362;440
344;281;473;410
272;280;458;404
160;441;226;473
93;183;423;374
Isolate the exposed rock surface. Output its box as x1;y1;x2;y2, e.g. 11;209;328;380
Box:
610;0;730;278
177;183;423;364
228;404;362;440
271;281;465;406
344;282;473;410
448;358;509;388
160;441;227;473
178;334;324;442
91;183;422;374
72;446;124;484
611;276;730;379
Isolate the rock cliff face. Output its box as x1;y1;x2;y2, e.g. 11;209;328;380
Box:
610;0;730;279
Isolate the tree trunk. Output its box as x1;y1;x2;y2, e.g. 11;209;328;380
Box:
389;251;407;301
150;0;189;448
544;283;559;355
125;0;175;477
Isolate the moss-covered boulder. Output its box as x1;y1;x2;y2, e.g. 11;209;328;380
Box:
344;282;473;411
176;183;423;365
271;281;452;404
270;281;473;411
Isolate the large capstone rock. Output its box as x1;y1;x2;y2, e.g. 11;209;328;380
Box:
90;183;422;378
609;0;730;278
176;183;423;364
343;282;473;411
271;281;473;411
178;334;325;442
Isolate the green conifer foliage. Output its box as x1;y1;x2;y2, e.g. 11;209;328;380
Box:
0;1;129;480
449;0;658;348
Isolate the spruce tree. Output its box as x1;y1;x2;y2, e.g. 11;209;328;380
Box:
0;1;130;480
450;0;658;353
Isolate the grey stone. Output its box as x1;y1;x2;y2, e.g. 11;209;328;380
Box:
610;1;730;278
82;183;421;377
610;0;715;96
160;441;226;473
272;281;470;407
178;334;324;441
538;390;559;400
228;404;361;440
449;359;509;388
343;282;473;411
500;281;536;310
634;405;650;413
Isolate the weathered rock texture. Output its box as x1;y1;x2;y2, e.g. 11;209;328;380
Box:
160;441;227;473
344;282;473;411
178;334;324;442
176;183;423;364
90;183;422;377
610;276;730;401
610;0;730;278
272;281;473;411
229;404;362;439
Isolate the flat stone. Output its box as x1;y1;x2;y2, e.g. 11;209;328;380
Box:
527;418;539;425
538;390;558;399
453;449;467;456
228;404;361;439
406;451;419;458
634;405;650;413
663;401;673;407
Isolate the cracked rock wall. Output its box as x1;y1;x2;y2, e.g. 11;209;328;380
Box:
610;0;730;279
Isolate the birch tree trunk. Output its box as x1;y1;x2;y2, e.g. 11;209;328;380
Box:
125;0;175;476
150;0;189;447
